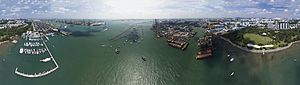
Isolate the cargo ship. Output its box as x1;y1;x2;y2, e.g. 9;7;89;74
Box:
167;39;189;50
196;35;213;60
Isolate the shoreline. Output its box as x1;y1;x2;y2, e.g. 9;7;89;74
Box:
0;41;10;45
220;36;300;53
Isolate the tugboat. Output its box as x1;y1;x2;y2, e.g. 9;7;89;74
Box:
115;48;120;54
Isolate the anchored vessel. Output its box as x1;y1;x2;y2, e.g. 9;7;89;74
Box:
196;35;213;60
115;48;120;54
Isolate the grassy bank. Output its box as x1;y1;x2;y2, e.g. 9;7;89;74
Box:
223;27;300;50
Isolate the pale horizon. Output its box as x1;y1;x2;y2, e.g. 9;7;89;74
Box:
0;0;300;19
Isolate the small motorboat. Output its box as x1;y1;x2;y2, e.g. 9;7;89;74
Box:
40;57;51;63
230;72;235;76
141;57;146;61
115;48;120;54
230;58;234;62
12;40;18;44
101;44;106;47
19;48;24;54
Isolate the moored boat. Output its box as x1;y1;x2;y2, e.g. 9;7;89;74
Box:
115;48;120;54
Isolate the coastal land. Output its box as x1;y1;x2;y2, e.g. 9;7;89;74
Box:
0;19;32;45
220;36;300;53
221;27;300;53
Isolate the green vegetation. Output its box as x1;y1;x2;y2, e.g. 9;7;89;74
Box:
223;27;300;49
243;33;273;45
0;22;32;42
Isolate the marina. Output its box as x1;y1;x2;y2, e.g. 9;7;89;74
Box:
14;21;60;78
15;35;59;78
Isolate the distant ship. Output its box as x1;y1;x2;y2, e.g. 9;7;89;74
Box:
196;35;213;60
90;22;105;26
141;57;146;61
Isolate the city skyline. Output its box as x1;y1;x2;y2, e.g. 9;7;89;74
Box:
0;0;300;19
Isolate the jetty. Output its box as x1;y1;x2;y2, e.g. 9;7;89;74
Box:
15;66;58;78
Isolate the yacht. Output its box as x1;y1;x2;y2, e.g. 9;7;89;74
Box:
19;48;24;54
230;72;235;76
115;48;120;54
40;58;51;63
230;58;234;62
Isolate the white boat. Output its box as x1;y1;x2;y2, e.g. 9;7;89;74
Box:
101;44;106;47
230;72;235;76
227;54;230;57
40;57;51;62
19;48;24;54
230;58;234;62
91;22;105;26
103;28;108;31
12;40;18;44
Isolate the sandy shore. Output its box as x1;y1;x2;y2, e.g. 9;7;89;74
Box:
220;36;300;53
0;41;9;45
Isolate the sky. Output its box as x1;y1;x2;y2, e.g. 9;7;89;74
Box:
0;0;299;19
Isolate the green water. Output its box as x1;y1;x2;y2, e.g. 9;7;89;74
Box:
0;20;300;85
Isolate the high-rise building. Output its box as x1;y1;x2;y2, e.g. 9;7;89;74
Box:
278;22;289;29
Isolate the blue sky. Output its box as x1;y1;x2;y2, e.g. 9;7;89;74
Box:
0;0;299;19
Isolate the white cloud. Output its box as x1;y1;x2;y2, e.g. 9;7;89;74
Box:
284;9;289;12
0;0;300;18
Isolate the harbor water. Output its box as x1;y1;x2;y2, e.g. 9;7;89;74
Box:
0;20;300;85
